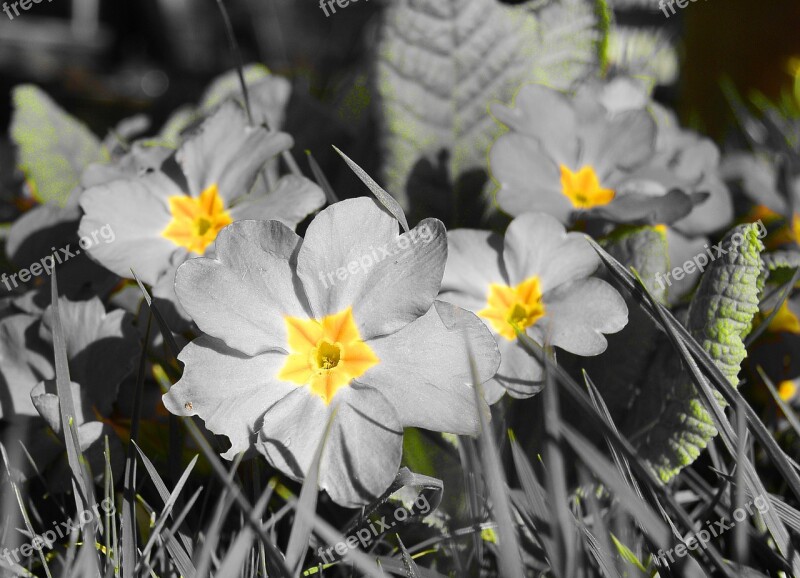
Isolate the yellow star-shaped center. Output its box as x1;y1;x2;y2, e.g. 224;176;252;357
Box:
162;184;233;255
277;307;380;404
477;277;546;341
559;165;615;209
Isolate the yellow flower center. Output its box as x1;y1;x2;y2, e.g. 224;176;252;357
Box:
792;213;800;245
767;300;800;334
162;184;233;254
778;380;797;402
559;165;615;209
277;307;379;404
477;277;546;341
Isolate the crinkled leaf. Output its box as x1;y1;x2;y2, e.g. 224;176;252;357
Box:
625;224;765;482
10;85;108;206
375;0;603;207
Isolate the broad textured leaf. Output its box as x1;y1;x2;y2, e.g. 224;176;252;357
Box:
10;85;108;206
375;0;603;208
625;224;765;482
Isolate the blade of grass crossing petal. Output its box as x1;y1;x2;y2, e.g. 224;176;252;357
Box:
286;406;338;575
131;270;180;359
50;271;91;514
306;150;339;204
467;345;525;578
213;0;253;124
332;145;409;232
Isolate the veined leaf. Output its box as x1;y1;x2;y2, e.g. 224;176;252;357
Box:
627;224;765;482
375;0;603;209
10;85;108;207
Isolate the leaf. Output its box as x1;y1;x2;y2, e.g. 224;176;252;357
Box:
624;223;766;482
10;85;107;206
374;0;603;208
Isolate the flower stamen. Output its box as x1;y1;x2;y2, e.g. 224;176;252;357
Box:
162;184;232;254
478;277;546;340
559;165;615;209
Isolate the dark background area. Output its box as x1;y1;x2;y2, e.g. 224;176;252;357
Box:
0;0;798;180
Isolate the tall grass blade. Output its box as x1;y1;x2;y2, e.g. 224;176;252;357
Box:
286;407;337;575
467;348;525;578
306;150;339;204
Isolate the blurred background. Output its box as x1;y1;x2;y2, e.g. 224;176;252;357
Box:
0;0;798;197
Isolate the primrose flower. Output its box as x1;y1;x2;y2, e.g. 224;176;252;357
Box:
439;212;628;403
580;77;733;236
163;198;500;507
490;84;695;226
78;100;325;317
